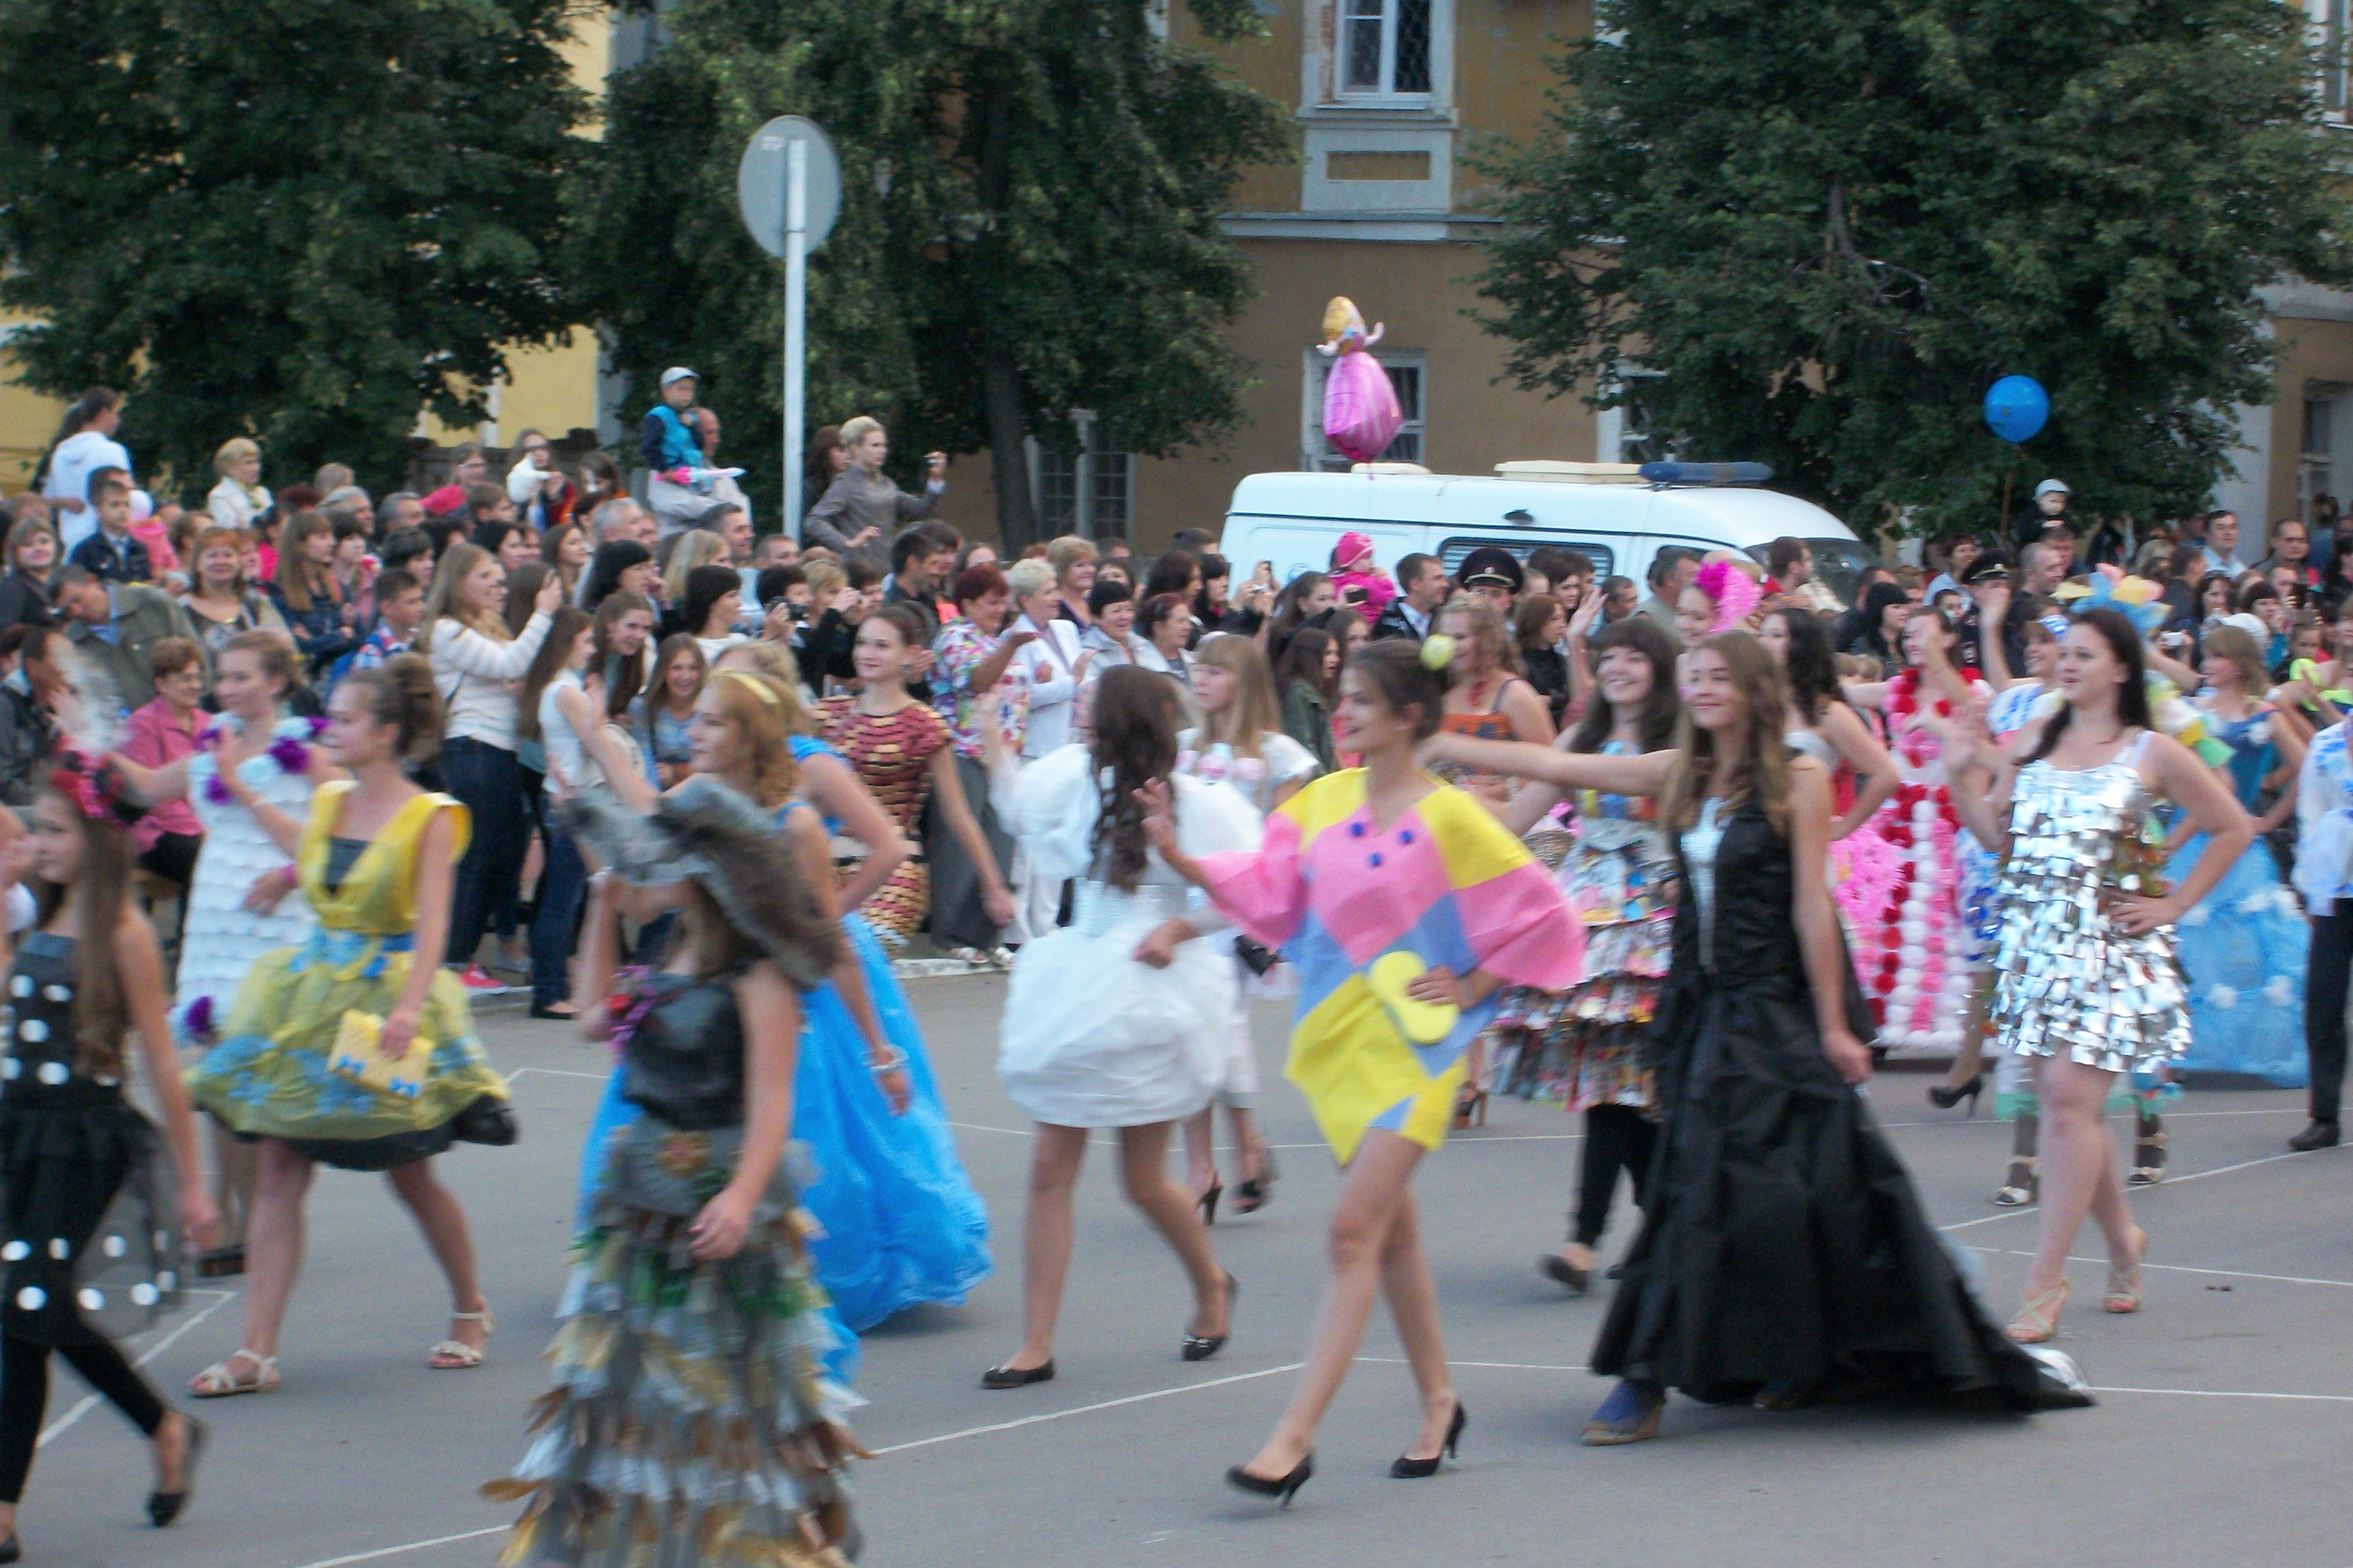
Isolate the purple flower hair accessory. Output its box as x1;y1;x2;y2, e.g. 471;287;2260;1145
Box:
268;736;309;774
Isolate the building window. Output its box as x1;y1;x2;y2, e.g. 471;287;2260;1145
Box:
1339;0;1432;101
2323;0;2351;118
1029;413;1132;539
1303;351;1425;470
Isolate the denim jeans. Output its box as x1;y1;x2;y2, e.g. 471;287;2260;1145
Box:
530;817;589;1008
440;736;528;969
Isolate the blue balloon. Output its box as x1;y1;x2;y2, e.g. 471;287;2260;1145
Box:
1984;375;2049;444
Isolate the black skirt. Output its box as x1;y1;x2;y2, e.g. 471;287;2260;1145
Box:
0;1088;182;1347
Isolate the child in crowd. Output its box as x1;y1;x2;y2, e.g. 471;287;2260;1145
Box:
338;568;426;682
1329;531;1397;618
69;474;150;584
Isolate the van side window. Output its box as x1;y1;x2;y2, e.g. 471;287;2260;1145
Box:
1437;538;1615;580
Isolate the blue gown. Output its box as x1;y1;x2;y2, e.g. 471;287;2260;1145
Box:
575;745;992;1367
2164;705;2309;1085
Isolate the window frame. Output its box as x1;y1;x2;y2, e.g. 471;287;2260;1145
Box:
1334;0;1436;106
1301;348;1428;471
1026;412;1134;541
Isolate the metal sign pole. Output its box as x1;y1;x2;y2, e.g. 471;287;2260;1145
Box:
784;138;808;541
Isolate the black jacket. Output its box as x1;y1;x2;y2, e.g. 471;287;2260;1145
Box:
1372;599;1427;642
0;573;52;635
0;684;55;808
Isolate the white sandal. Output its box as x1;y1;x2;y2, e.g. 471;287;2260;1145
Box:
426;1307;494;1370
189;1349;279;1399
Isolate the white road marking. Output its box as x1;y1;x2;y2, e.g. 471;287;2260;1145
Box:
503;1065;610;1082
286;1524;506;1568
1964;1247;2353;1291
871;1362;1307;1455
38;1287;238;1446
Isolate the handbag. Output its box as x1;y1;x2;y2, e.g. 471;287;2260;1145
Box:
328;1010;435;1100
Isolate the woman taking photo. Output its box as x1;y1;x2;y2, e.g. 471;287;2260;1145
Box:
1144;638;1577;1494
186;659;514;1394
1173;635;1319;1220
988;669;1255;1389
269;512;356;677
0;518;56;634
821;605;1014;951
1944;609;2251;1343
634;635;707;790
1428;633;2091;1442
1275;627;1341;776
179;527;286;662
421;542;561;992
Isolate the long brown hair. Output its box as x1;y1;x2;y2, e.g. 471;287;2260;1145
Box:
1194;635;1283;759
33;789;132;1079
418;541;508;650
592;590;655;722
273;510;338;614
515;606;591;746
2027;607;2153;764
1089;666;1179;891
1569;615;1681;754
1661;632;1792;835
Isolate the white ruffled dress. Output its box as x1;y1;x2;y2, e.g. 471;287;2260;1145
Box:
172;716;319;1040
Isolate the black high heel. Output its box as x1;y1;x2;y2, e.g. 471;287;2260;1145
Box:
1234;1147;1280;1215
147;1413;206;1526
1226;1452;1314;1507
1389;1400;1466;1478
1197;1182;1222;1226
1182;1273;1238;1362
1927;1074;1984;1115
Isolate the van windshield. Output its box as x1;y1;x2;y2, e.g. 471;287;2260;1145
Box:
1745;537;1880;610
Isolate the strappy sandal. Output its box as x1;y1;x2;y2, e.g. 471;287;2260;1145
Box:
2128;1123;2168;1187
427;1307;494;1369
2104;1226;2148;1314
2005;1282;2068;1344
1452;1086;1488;1130
1992;1156;2038;1207
188;1349;278;1399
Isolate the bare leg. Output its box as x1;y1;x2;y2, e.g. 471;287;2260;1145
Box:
1227;1105;1269;1186
1179;1106;1220;1201
1379;1188;1458;1460
384;1160;490;1352
1238;1130;1425;1480
2022;1058;2136;1302
210;1126;257;1250
234;1140;314;1362
998;1125;1088;1372
1943;992;1989;1091
1115;1122;1228;1338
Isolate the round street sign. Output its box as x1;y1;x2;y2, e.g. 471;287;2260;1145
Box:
737;116;842;258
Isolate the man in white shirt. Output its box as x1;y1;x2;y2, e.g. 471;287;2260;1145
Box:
40;388;133;556
2202;511;2242;575
1373;553;1449;641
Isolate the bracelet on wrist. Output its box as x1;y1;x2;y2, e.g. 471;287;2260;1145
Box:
869;1046;909;1075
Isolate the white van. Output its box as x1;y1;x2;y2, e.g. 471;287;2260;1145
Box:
1219;463;1879;608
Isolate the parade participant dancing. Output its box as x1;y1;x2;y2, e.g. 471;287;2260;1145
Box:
1427;634;2092;1441
1943;609;2252;1342
1172;634;1320;1220
1148;638;1579;1499
113;633;326;1276
986;668;1252;1388
0;763;217;1556
487;779;861;1566
184;659;516;1394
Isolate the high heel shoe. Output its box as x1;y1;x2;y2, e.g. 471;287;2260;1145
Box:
1226;1453;1314;1507
1927;1073;1984;1115
1182;1273;1238;1362
1581;1379;1665;1446
147;1413;206;1527
1197;1182;1223;1226
1234;1147;1280;1216
1992;1156;2038;1207
1452;1086;1488;1130
2005;1281;2068;1343
2104;1226;2148;1314
1389;1400;1467;1477
2128;1120;2168;1187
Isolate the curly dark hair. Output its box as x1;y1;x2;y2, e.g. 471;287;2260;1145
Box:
1767;606;1843;725
1568;615;1681;752
1088;666;1180;892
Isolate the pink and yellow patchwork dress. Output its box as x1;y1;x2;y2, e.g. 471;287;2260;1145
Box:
1197;770;1582;1162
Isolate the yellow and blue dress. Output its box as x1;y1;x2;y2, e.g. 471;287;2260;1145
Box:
1195;770;1581;1162
186;783;514;1170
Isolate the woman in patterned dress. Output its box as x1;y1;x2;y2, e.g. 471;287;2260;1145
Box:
820;605;1013;950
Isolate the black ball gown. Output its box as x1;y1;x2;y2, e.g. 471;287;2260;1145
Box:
1589;796;2089;1411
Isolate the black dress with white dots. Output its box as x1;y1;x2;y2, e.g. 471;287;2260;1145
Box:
0;933;181;1346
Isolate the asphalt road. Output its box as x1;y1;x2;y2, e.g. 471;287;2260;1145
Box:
14;975;2348;1568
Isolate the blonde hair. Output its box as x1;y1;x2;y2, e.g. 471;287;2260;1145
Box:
703;669;802;808
2201;625;2268;692
1046;536;1097;581
418;541;509;650
1005;558;1056;601
801;559;846;612
663;529;728;605
213;436;259;476
711;642;817;734
838;415;883;450
1435;593;1522;680
1661;632;1792;835
1193;635;1283;760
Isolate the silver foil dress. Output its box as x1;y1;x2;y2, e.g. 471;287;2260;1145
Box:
1988;738;2191;1072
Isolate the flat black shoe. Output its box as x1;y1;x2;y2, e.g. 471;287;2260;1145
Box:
1226;1453;1313;1507
2289;1120;2341;1153
1539;1253;1591;1293
1389;1400;1466;1478
148;1414;205;1526
528;1003;579;1021
1182;1273;1238;1362
981;1359;1055;1389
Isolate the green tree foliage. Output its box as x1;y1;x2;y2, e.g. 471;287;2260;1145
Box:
0;0;589;499
1475;0;2353;537
575;0;1286;543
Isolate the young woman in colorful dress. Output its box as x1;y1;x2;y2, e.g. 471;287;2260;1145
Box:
109;633;328;1277
820;605;1014;950
1942;609;2252;1343
0;764;218;1557
488;779;861;1567
1147;638;1579;1499
1428;633;2091;1442
985;668;1254;1389
1172;635;1319;1220
183;658;517;1394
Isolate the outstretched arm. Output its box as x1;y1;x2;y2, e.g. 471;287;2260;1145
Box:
1422;730;1674;798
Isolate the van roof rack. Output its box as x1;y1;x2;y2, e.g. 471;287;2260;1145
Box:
1492;461;1645;484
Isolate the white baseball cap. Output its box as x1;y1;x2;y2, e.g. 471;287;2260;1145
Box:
2033;478;2069;498
659;366;699;388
